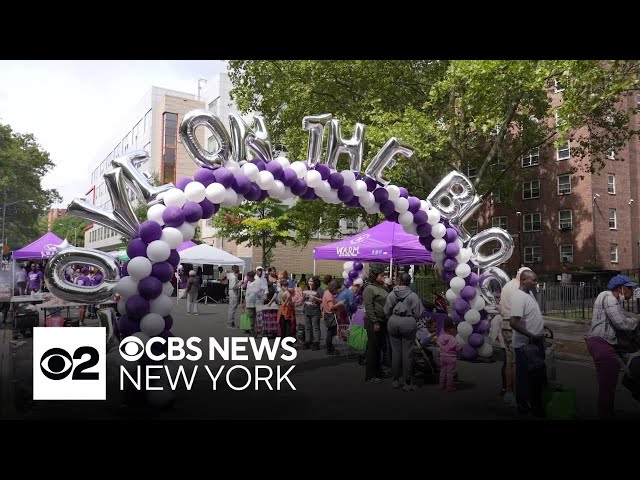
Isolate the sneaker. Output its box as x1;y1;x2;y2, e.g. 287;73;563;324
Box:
402;384;417;392
367;378;382;384
503;392;517;408
192;312;200;316
392;380;401;389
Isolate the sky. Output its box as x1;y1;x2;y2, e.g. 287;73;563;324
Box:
0;60;228;207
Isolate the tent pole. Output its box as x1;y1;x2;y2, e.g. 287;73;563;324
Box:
313;259;316;276
389;258;393;280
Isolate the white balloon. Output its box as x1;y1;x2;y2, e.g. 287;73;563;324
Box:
305;169;322;188
205;183;226;204
420;200;431;211
431;223;446;239
456;248;472;264
149;295;174;316
163;188;187;208
455;263;471;279
177;222;196;242
456;333;468;346
454;238;464;249
241;162;260;181
140;312;165;337
402;223;418;235
450;276;466;294
314;180;331;197
289;161;308;179
282;187;293;200
132;331;150;345
222;187;239;206
127;256;152;281
471;295;485;311
147;204;166;226
342;271;350;279
445;288;458;303
478;342;494;358
257;170;275;190
457;321;473;339
160;227;183;250
432;251;446;263
225;160;241;173
353;180;368;197
343;261;354;271
394;197;409;213
268;180;286;199
364;203;381;215
464;309;481;325
275;156;290;169
398;211;414;227
117;299;127;315
340;170;356;186
426;209;441;225
326;191;341;204
162;282;174;297
431;238;447;253
147;240;171;263
386;185;400;201
184;181;206;203
359;191;375;208
115;276;139;298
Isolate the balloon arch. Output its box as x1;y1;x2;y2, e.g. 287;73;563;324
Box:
45;110;515;370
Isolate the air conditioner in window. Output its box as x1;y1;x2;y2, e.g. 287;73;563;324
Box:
562;256;573;262
560;224;572;231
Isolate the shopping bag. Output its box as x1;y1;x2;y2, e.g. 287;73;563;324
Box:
348;325;368;351
239;311;251;331
543;382;577;420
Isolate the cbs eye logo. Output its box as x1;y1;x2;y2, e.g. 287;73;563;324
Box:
33;327;106;401
40;346;100;381
119;336;145;361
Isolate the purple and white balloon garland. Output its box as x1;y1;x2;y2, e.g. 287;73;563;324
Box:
342;260;365;306
112;157;494;361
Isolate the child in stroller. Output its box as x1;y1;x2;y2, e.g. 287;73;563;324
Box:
414;317;440;382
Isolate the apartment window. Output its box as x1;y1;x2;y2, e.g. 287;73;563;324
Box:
560;245;574;263
607;148;616;160
207;136;217;152
607;174;616;194
522;148;539;167
559;210;573;230
467;165;477;178
524;246;542;263
558;174;571;195
466;219;479;236
557;141;570;161
611;244;619;263
144;109;152;132
162;112;178;184
491;191;502;204
346;219;358;230
555;112;565;128
208;98;219;112
492;216;507;230
554;78;565;93
522;180;540;199
523;213;541;232
609;209;617;230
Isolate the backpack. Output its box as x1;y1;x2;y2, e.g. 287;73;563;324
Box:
392;294;412;317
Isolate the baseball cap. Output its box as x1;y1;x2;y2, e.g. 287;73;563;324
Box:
607;274;638;290
256;266;264;271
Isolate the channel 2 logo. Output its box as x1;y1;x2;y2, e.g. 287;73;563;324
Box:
33;327;106;400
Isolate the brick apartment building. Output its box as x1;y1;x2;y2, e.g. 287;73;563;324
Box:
472;92;640;280
47;208;67;230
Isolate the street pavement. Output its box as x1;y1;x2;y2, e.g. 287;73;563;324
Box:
2;298;639;420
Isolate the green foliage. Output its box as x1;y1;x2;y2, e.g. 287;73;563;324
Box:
51;216;89;247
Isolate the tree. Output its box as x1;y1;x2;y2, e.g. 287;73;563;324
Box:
0;123;61;249
228;60;640;215
51;216;90;247
211;199;295;268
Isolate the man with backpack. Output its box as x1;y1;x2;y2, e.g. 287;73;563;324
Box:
384;273;425;391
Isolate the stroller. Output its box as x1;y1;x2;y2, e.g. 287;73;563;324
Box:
413;337;439;383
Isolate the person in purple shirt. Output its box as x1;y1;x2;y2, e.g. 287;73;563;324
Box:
27;263;43;294
75;266;90;324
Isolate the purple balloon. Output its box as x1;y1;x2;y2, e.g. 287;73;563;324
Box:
365;177;378;192
337;185;355;203
193;168;216;187
407;196;421;213
300;187;316;201
244;183;262;201
466;272;479;287
138;276;163;300
121;260;129;277
385;212;399;223
451;311;462;323
290;178;308;196
354;294;363;305
445;228;459;244
164;316;174;331
328;172;345;190
380;200;396;216
127;238;148;259
176;177;193;191
265;161;284;180
443;258;458;271
373;188;389;204
232;173;252;195
162;205;185;228
413;210;428;226
345;196;361;208
213;167;234;188
250;158;266;171
454;298;470;314
349;269;359;280
468;333;485;348
182;201;203;223
125;295;150;319
199;198;218;219
398;187;409;198
256;189;270;202
445;243;460;258
315;164;330;180
475;319;490;334
117;314;140;337
138;221;163;244
281;168;298;187
343;278;353;288
166;250;180;268
461;285;477;301
462;344;479;360
353;261;364;271
443;270;456;284
419;234;434;247
416;222;432;237
151;261;174;283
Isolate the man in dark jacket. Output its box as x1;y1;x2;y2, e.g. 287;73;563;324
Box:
384;273;425;390
363;267;389;383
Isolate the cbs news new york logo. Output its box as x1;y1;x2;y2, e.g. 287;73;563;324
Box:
33;327;106;400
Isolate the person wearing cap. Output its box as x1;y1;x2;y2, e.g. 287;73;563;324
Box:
585;274;639;418
255;266;268;300
363;266;389;383
185;270;200;315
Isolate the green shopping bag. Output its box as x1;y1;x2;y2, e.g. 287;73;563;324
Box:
240;311;251;332
543;382;577;420
348;325;368;351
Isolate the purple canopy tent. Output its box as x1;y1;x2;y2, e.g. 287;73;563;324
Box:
13;232;65;260
313;221;433;273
